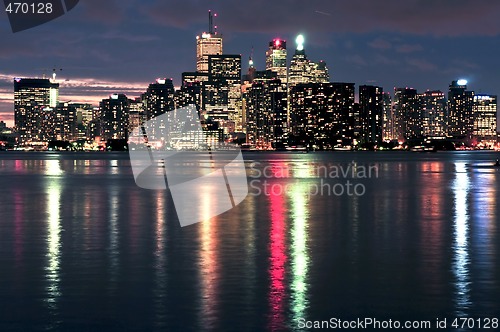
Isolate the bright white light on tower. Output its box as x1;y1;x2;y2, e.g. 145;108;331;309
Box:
457;79;468;86
296;34;305;51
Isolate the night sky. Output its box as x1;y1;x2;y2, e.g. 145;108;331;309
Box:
1;0;500;126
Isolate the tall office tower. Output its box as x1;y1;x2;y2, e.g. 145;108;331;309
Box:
14;78;59;144
266;38;287;84
142;78;175;141
204;54;242;133
175;82;203;109
448;80;474;139
243;54;257;83
359;85;384;144
289;82;355;149
473;94;497;146
70;103;93;141
99;94;130;141
144;78;175;120
245;79;287;149
196;11;223;73
128;97;146;134
393;88;419;141
419;90;447;138
289;35;329;86
205;54;241;106
382;92;394;141
53;102;78;141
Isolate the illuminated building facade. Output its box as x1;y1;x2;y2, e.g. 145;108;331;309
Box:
142;78;175;140
382;92;394;141
266;39;287;84
359;85;384;144
52;102;78;141
419;90;447;137
100;94;130;140
14;78;59;144
473;94;497;145
144;78;175;120
203;54;242;133
448;80;474;139
196;11;223;73
245;79;287;149
289;35;329;86
289;82;355;149
393;87;418;141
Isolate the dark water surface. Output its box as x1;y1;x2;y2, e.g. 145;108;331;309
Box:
0;151;499;331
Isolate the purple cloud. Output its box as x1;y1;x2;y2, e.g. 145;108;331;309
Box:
142;0;500;37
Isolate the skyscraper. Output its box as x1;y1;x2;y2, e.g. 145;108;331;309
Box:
289;82;355;149
359;85;384;144
245;79;287;149
448;80;474;139
393;88;418;141
419;90;447;137
266;39;287;84
196;11;223;73
142;78;175;141
473;94;497;146
99;93;130;140
14;77;59;144
144;78;175;120
289;35;329;86
382;92;394;141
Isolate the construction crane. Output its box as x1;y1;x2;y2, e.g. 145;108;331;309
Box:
37;67;62;81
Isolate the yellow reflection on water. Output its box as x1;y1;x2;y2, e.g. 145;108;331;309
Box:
452;162;471;314
154;191;167;329
45;178;62;313
289;183;310;324
198;189;219;328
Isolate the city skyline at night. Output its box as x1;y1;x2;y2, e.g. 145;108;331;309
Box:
1;0;500;127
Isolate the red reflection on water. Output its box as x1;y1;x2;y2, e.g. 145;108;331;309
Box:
268;189;287;331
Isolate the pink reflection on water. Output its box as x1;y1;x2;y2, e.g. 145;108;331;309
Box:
268;187;287;331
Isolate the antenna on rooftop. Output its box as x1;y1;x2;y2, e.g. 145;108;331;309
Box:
208;10;213;34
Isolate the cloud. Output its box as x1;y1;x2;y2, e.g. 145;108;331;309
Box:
345;54;367;67
396;44;423;53
369;38;392;50
76;0;128;25
142;0;500;37
406;58;437;71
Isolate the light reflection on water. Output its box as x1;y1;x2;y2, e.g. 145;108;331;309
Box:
289;183;310;330
0;152;499;331
452;162;471;315
44;165;63;329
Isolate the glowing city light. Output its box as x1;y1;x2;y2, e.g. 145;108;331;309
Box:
296;34;305;51
457;79;468;86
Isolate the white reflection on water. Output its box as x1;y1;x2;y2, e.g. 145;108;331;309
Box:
108;190;120;294
289;183;310;327
45;159;64;176
452;162;471;315
45;174;62;327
